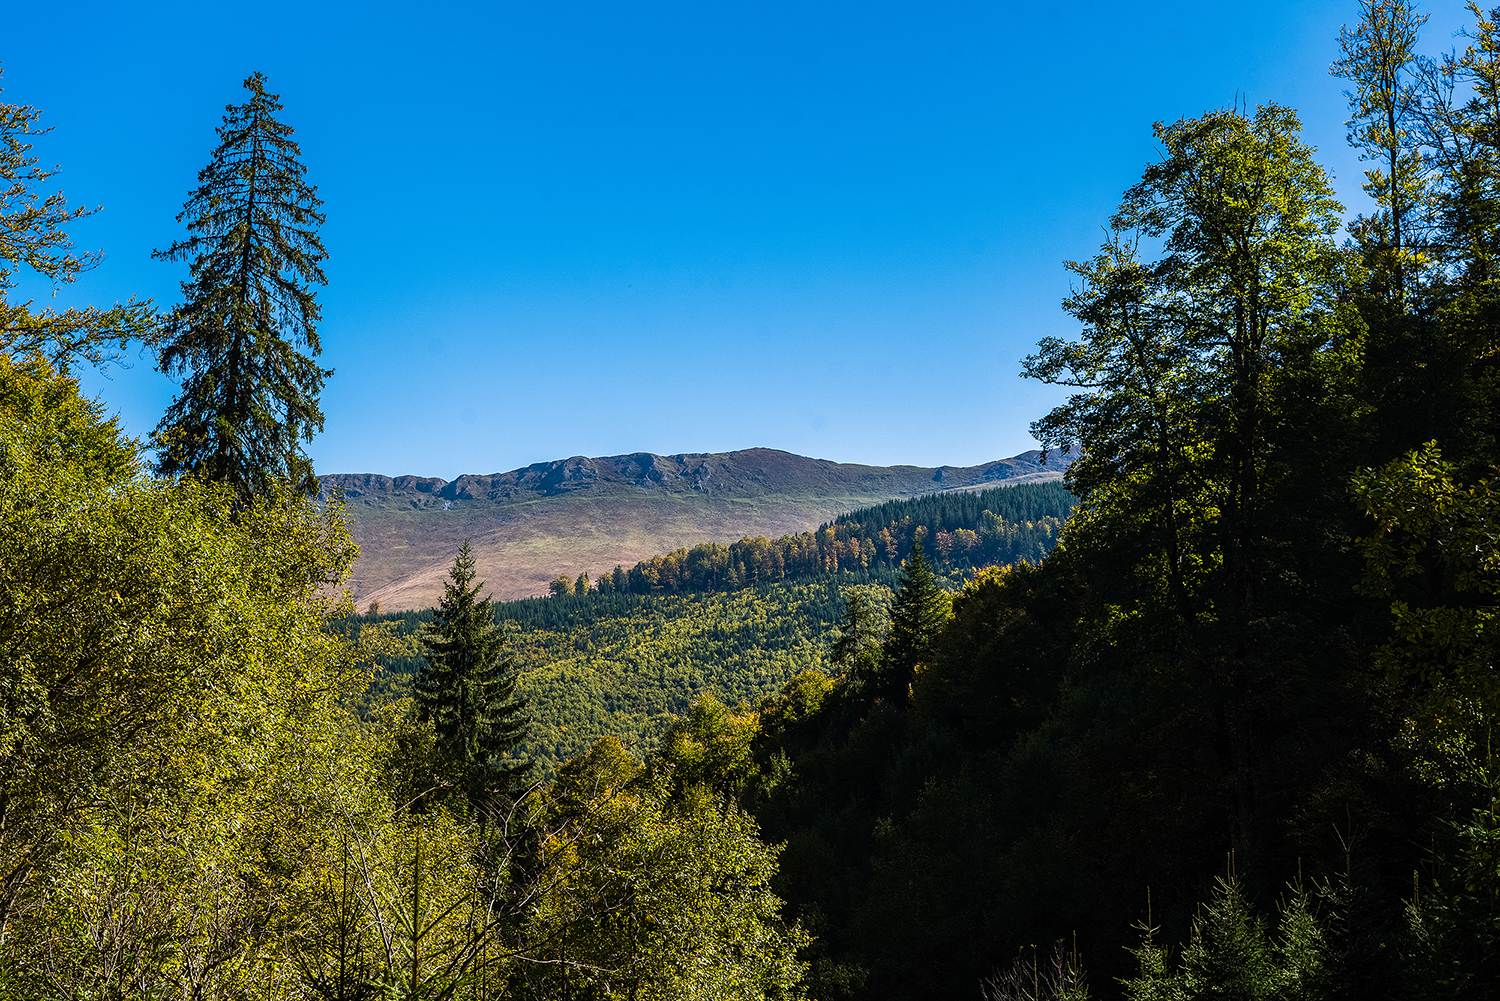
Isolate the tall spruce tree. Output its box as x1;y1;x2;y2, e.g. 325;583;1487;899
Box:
881;540;950;703
416;541;530;817
151;72;331;507
831;587;887;691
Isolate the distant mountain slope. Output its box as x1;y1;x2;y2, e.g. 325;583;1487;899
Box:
324;447;1066;610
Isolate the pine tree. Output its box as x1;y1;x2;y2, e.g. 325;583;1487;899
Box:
831;587;887;690
151;72;331;507
882;540;950;702
1178;873;1275;1000
415;541;530;817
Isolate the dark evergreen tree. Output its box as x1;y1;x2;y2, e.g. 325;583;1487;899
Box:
830;588;886;691
1402;767;1500;999
151;72;331;507
1315;868;1406;1001
416;541;530;818
881;540;949;703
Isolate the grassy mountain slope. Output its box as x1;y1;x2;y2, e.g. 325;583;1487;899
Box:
325;447;1064;609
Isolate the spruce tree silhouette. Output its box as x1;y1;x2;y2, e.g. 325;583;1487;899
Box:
415;541;530;819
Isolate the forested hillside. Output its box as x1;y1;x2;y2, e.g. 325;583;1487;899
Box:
542;481;1073;596
0;74;809;1001
351;581;879;768
346;484;1072;772
328;447;1067;610
612;7;1500;997
12;3;1500;999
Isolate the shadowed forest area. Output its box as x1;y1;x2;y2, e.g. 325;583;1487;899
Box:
8;1;1500;998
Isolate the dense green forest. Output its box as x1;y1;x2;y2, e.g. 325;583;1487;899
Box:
642;4;1500;997
0;74;808;1000
543;481;1074;596
350;579;891;769
11;2;1500;998
352;486;1071;772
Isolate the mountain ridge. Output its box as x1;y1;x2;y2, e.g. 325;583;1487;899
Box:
322;446;1063;503
326;446;1067;610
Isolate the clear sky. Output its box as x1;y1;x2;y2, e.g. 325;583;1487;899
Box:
3;1;1474;478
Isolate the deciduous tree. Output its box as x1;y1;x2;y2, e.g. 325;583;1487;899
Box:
1333;0;1430;303
0;352;360;995
0;71;158;371
1025;102;1353;855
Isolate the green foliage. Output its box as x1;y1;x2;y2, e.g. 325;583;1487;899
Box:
1121;875;1328;1001
656;695;762;807
834;480;1074;537
356;578;879;771
0;348;812;1001
881;540;951;703
0;351;139;480
733;73;1482;1001
830;585;890;690
0;70;159;372
1351;443;1500;797
758;669;836;742
0;349;363;997
0;74;821;1001
152;72;331;505
1404;761;1500;995
569;481;1074;597
1352;442;1500;687
413;540;530;816
520;742;812;1001
422;12;1500;999
37;6;1500;997
1173;875;1276;1000
1332;0;1428;302
1027;101;1347;639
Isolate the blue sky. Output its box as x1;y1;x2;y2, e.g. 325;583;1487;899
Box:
3;1;1473;478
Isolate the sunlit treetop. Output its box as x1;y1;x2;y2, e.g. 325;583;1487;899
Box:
0;69;158;372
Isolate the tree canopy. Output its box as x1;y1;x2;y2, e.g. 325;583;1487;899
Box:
21;3;1500;998
0;70;158;371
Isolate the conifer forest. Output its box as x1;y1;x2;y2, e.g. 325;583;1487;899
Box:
10;2;1500;998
